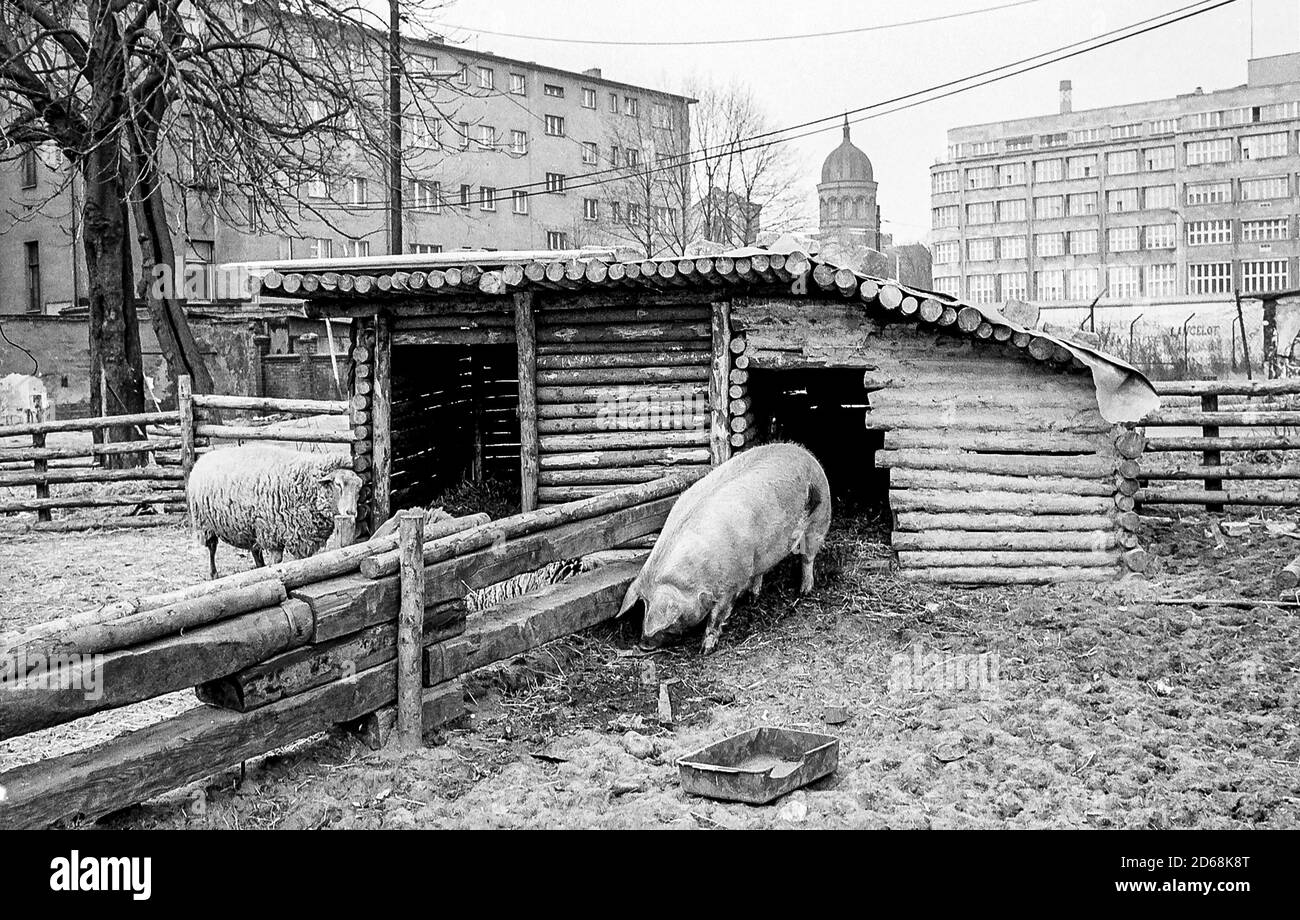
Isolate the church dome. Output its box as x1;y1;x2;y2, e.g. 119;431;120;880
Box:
821;119;873;184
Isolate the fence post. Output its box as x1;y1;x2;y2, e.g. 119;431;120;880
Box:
178;374;195;483
1202;393;1222;512
32;432;50;523
515;292;539;512
397;509;425;749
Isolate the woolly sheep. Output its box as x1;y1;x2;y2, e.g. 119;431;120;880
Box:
187;444;362;578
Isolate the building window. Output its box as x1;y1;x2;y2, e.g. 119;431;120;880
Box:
1113;123;1142;139
1187;261;1233;294
1186;219;1232;245
966;201;995;224
998;236;1027;259
997;199;1026;222
511;129;529;155
341;239;371;258
967;238;996;261
547;231;568;250
277;237;293;260
1034;269;1064;301
1108;227;1140;252
1066;192;1097;216
1035;232;1065;257
931;170;958;193
349;176;367;206
545;172;565;194
1241;259;1289;293
609;92;619;113
1241;218;1289;241
1032;196;1063;219
409;243;443;254
652;103;673;130
459;184;472;208
512;190;529;214
1145;263;1177;297
406;114;437;148
1005;136;1033;152
998;163;1026;186
933;276;960;296
1144;185;1176;209
1039;132;1068;148
1144;224;1176;249
410;179;440;211
1106;265;1141;299
1106;150;1139;175
1033;159;1063;182
624;148;640;167
1239;176;1288;201
480;187;497;211
475;124;495;148
1069;229;1098;255
477;67;494;90
1148;118;1177;134
19;146;37;188
1185;138;1233;165
932;241;959;263
932;205;959;228
1071;126;1107;144
624;96;638;116
1000;272;1027;300
1186;180;1233;204
1106;188;1139;213
1066;155;1096;179
544;114;565;137
583;198;599;221
967;274;996;304
458;122;470;149
1067;267;1098;300
308;175;329;198
966;166;995;189
1241;132;1287;160
23;241;41;314
543;83;564;98
581;87;597;109
308;237;332;259
510;73;527;95
1143;146;1175;171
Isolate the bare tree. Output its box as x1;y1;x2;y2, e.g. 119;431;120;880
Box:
593;104;689;257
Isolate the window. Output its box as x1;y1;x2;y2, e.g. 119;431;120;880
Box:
477;67;494;90
997;199;1026;222
967;166;995;189
1113;123;1142;139
480;187;497;211
610;201;621;223
609;92;619;113
1068;268;1098;300
652;103;673;129
456;64;468;86
1241;132;1287;160
1143;146;1174;171
1241;259;1289;293
1186;219;1232;245
1108;227;1139;252
583;198;599;221
609;145;620;167
1035;232;1065;257
1241;218;1289;241
1000;272;1028;300
1186;138;1232;165
1033;195;1063;219
349;176;367;206
967;274;996;304
931;170;958;193
512;190;528;214
409;243;443;255
410;179;440;211
1072;126;1107;144
581;141;597;165
624;148;640;168
932;241;959;263
545;172;565;194
547;231;568;250
1034;159;1063;182
967;201;995;224
1066;192;1097;216
1145;264;1177;297
1106;188;1139;213
512;130;529;155
276;237;293;261
477;124;496;148
1066;155;1096;179
624;96;638;116
1188;261;1233;294
510;73;527;95
1148;118;1177;134
458;122;470;149
1144;224;1176;249
340;239;371;258
581;87;596;109
967;238;996;261
932;205;959;228
1144;185;1176;209
543;83;564;98
1040;132;1068;148
933;276;960;296
308;175;329;198
1106;150;1139;175
406;114;438;148
998;236;1027;259
23;242;40;314
998;163;1026;186
1107;265;1141;299
459;184;472;208
308;237;332;259
1239;176;1287;201
1034;269;1064;301
1069;229;1098;254
19;146;37;188
627;202;641;223
544;114;565;137
1186;180;1232;204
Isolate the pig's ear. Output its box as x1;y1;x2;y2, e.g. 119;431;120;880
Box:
617;579;643;618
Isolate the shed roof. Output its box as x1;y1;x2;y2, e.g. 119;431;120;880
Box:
241;244;1158;423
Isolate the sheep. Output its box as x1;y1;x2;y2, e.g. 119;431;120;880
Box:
186;444;363;578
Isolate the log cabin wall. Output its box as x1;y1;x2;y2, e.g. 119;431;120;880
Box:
348;319;377;533
533;293;715;506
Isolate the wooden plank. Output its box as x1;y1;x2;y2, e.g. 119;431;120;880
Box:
881;428;1108;454
516;292;539;512
539;447;711;469
874;449;1118;478
894;511;1121;532
1144;435;1300;452
1136;487;1300;507
538;466;708;486
535;350;710;370
536;382;709;405
888;468;1115;496
397;511;425;748
535;366;708;386
192;394;348;415
371;313;393;526
178;375;195;482
1153;378;1300;397
0;410;180;438
710;300;733;465
897;550;1121;568
194;424;354;444
891;531;1119;551
0;490;186;513
1140;409;1300;427
536;322;709;344
900;566;1117;584
391;328;517;347
0;438;184;463
1138;461;1300;479
539;430;708;452
538;416;707;434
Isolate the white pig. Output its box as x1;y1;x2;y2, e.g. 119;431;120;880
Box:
618;443;832;654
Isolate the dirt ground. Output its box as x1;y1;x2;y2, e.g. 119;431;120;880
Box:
2;507;1298;829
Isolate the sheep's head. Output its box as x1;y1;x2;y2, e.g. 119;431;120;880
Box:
318;468;362;517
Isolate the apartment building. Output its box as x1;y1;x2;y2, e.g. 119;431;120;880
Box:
0;35;693;315
929;53;1300;311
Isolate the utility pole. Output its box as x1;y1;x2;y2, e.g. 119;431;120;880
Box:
388;0;403;255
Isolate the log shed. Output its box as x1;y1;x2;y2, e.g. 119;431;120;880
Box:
248;245;1159;584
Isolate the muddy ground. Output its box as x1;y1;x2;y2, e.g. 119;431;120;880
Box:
2;508;1298;829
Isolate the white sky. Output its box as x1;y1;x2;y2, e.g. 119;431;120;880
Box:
432;0;1299;243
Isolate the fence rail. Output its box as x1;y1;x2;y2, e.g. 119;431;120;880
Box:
1137;377;1300;509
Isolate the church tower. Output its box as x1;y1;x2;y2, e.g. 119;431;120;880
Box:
817;118;881;248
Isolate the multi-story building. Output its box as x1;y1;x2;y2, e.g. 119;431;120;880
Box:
0;35;693;315
929;53;1300;314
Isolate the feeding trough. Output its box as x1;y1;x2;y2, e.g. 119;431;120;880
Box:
677;727;839;805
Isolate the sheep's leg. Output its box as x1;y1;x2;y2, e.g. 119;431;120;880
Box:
205;536;220;580
251;546;266;568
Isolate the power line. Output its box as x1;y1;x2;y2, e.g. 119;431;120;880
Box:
444;0;1054;47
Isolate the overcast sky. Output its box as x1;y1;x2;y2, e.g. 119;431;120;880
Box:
431;0;1299;244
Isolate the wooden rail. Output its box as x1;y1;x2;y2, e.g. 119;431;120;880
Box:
1137;378;1300;509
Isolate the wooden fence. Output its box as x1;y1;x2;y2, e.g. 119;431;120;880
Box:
0;376;351;529
0;476;693;828
1136;377;1300;510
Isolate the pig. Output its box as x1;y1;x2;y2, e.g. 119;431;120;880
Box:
618;443;832;654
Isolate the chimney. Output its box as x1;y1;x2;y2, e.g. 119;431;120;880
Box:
1059;79;1073;114
584;67;602;79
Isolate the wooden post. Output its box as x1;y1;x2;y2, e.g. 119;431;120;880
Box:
396;509;425;748
710;301;733;466
177;374;195;484
515;292;539;511
32;432;50;523
372;315;393;526
1201;393;1223;513
470;346;484;481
